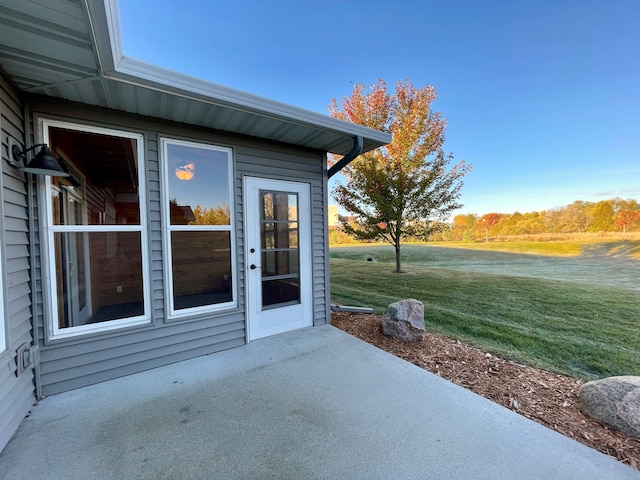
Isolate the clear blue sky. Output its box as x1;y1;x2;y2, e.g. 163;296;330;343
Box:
119;0;639;217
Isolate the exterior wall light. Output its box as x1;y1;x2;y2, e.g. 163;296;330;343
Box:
9;142;69;177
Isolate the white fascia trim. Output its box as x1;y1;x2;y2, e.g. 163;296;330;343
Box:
114;57;391;143
92;0;391;151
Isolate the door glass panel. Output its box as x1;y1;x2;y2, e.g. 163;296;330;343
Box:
261;251;300;277
262;278;300;307
260;190;300;309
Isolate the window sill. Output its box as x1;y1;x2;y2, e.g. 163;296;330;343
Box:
45;316;153;345
164;305;242;325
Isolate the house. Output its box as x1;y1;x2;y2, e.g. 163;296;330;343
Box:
0;0;390;451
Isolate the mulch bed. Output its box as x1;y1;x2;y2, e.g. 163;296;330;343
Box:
331;310;640;470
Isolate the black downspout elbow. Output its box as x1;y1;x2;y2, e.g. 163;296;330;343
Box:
327;135;363;179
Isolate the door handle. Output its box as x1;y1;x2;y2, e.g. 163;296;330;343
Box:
250;264;257;270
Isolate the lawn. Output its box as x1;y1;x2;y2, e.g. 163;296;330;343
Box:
330;243;640;380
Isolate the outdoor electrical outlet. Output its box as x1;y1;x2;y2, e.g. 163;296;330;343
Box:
116;285;123;293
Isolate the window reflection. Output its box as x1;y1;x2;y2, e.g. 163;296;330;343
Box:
50;128;140;225
163;139;235;314
171;231;233;310
259;190;301;309
167;143;231;226
47;125;146;331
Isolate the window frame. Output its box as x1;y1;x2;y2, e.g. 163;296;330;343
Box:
40;118;151;340
160;137;237;319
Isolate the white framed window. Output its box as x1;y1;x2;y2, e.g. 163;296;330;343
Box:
41;119;150;339
160;138;236;318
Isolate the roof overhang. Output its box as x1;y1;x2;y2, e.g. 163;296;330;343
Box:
0;0;390;156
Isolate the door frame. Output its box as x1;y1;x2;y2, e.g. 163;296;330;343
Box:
244;176;313;341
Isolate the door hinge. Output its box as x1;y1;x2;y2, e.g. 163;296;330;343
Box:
16;343;40;375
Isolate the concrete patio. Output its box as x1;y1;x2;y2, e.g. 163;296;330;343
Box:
0;325;637;480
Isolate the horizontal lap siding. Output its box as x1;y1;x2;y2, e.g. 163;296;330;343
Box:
235;144;329;327
31;100;327;395
0;73;35;452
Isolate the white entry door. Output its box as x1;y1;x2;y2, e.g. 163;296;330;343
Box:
245;177;312;340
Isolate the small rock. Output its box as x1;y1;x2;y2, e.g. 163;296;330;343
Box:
579;376;640;439
381;299;425;342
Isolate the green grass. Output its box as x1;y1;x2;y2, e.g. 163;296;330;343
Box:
428;240;585;256
330;245;640;381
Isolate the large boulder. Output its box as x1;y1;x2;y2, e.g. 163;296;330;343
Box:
382;299;425;342
579;376;640;439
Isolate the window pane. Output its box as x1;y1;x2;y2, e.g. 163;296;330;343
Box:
258;189;301;309
54;231;144;328
166;144;231;226
261;221;298;249
286;194;298;221
261;251;299;277
49;127;140;225
261;191;297;222
262;278;300;308
171;231;233;310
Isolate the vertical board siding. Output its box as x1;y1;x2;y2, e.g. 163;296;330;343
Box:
0;72;36;452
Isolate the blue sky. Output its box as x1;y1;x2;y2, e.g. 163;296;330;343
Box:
118;0;640;216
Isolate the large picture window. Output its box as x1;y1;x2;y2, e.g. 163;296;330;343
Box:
43;121;149;338
161;139;236;317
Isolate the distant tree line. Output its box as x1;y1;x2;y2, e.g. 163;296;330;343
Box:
437;198;640;242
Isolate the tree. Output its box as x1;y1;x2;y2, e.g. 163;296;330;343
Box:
329;79;471;272
615;208;640;237
476;213;501;242
590;200;615;232
191;204;231;225
450;214;477;241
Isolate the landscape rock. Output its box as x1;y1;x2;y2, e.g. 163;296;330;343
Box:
579;376;640;439
381;299;425;342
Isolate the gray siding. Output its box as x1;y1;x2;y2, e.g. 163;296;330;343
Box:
0;72;36;452
234;144;329;326
29;98;329;395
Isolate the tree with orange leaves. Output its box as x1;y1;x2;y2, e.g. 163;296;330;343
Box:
476;212;501;242
329;79;471;272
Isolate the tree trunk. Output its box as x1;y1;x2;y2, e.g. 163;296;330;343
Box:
395;243;402;273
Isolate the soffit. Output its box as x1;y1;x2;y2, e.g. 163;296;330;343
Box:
0;0;390;156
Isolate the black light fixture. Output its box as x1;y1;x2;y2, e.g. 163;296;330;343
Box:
11;143;69;177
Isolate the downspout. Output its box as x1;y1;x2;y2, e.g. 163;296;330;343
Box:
327;135;363;179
